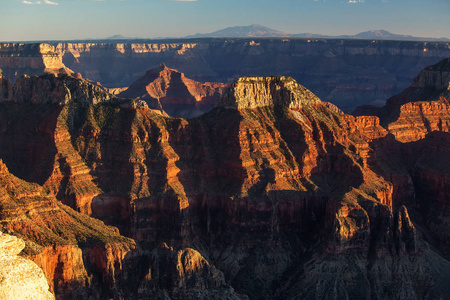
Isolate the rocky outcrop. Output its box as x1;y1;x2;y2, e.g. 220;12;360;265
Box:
119;64;229;118
387;98;450;142
6;73;118;105
0;233;54;300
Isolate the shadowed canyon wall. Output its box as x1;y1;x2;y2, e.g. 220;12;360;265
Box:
1;57;450;299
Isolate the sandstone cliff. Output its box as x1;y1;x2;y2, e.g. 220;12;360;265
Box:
119;63;229;118
219;76;321;109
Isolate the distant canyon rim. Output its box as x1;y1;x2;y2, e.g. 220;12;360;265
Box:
1;38;450;112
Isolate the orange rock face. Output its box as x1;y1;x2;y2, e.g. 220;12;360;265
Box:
387;98;450;142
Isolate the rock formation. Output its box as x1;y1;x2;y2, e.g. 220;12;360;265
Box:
0;232;54;300
1;62;450;299
119;63;229;118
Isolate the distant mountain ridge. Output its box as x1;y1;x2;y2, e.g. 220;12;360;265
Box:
186;24;289;38
185;25;450;41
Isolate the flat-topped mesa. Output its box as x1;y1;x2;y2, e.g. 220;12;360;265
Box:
218;76;322;109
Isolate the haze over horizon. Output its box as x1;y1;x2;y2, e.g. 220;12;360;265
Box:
1;0;450;42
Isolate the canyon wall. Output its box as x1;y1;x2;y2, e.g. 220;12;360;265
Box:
1;62;450;298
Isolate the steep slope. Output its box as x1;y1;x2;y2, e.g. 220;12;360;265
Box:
0;73;246;299
50;74;449;298
119;63;229;118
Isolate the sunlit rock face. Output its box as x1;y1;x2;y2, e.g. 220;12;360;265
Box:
0;233;55;300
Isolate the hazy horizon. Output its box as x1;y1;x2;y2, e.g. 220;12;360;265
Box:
1;0;450;42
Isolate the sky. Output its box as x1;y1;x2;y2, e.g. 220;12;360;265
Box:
1;0;450;41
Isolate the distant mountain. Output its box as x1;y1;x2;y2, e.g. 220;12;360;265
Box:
291;29;449;41
106;34;131;40
185;25;449;42
353;30;413;40
186;24;288;38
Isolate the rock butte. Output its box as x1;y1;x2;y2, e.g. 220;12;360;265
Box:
118;63;229;118
0;58;449;298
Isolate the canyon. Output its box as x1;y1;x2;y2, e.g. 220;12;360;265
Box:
0;45;450;299
2;39;450;112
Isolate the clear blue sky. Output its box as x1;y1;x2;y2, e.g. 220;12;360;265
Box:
1;0;449;41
